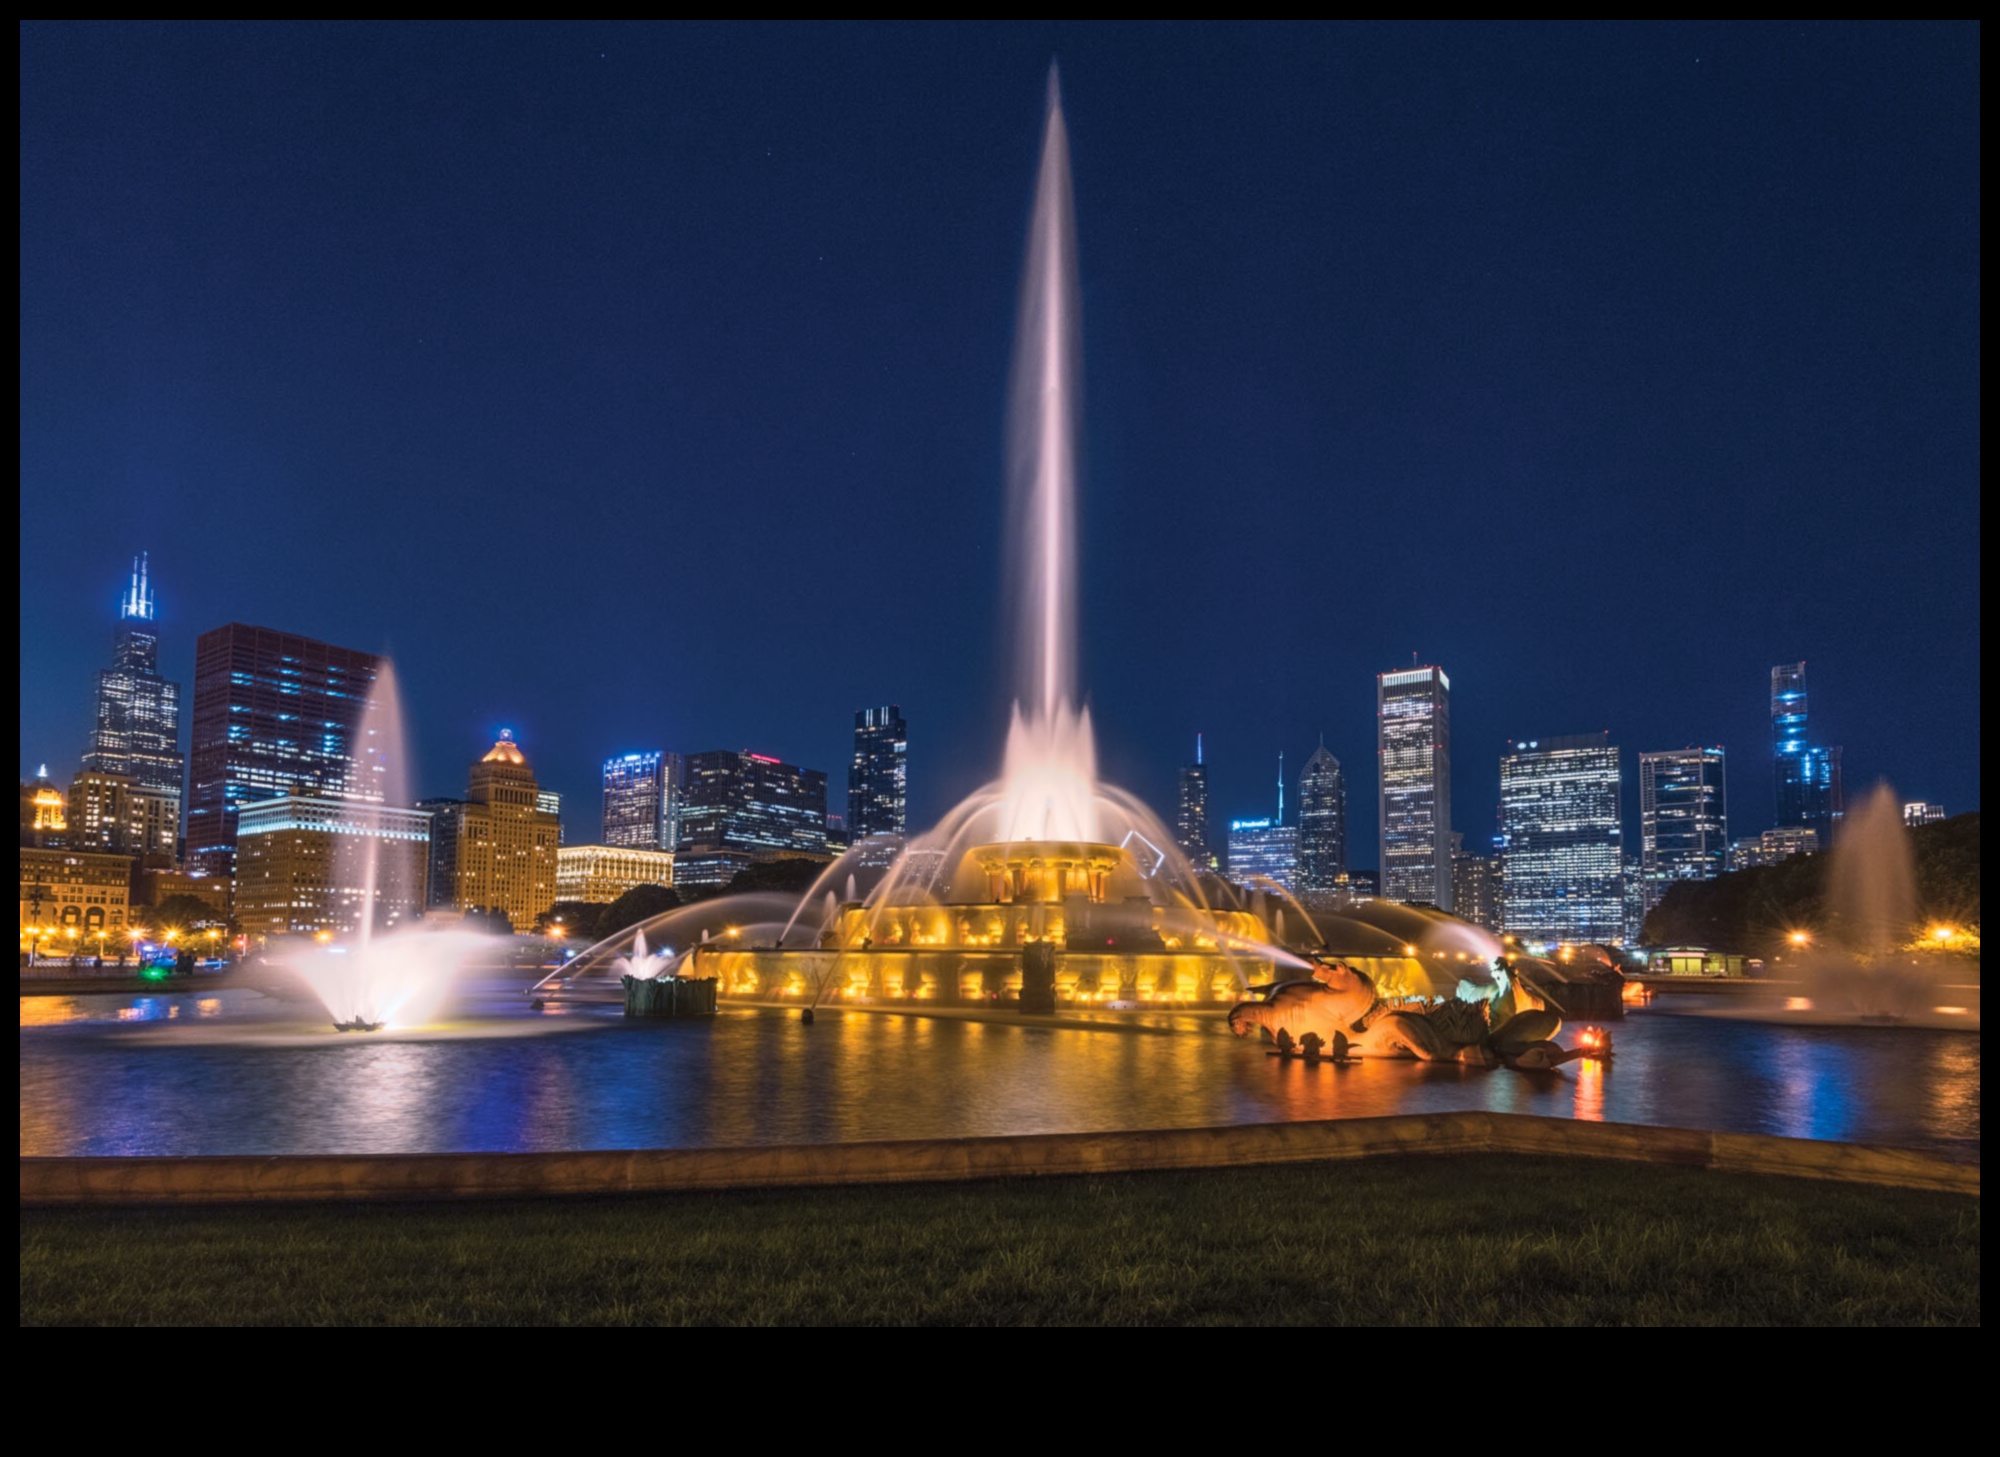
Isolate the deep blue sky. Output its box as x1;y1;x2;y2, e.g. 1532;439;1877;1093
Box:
20;23;1981;862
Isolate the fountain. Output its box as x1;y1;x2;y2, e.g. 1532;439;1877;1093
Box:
263;660;491;1030
550;69;1523;1019
1775;785;1980;1027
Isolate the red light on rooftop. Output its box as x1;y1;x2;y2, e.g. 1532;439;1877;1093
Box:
745;753;781;764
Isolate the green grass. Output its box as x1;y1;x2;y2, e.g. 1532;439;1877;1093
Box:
19;1155;1979;1325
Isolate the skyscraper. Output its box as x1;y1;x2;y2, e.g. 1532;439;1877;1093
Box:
1638;747;1729;915
1450;832;1502;933
1176;736;1213;870
80;554;183;858
675;750;829;890
602;751;674;849
1500;733;1624;946
1772;662;1843;847
447;730;561;930
847;705;908;840
186;624;385;876
1378;666;1451;911
1227;819;1298;892
1297;740;1346;891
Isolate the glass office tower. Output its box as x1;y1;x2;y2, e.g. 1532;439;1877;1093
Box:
1297;741;1346;891
1638;747;1728;915
1772;662;1843;847
1377;666;1451;911
675;749;829;890
847;705;908;840
1227;819;1299;893
1176;736;1213;871
1500;732;1623;946
185;624;383;876
602;751;678;850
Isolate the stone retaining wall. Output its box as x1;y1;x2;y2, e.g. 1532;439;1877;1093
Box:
19;1112;1978;1205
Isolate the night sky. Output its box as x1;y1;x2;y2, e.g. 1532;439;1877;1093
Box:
19;23;1981;862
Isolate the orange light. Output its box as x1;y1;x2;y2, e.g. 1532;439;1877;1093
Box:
1789;930;1810;947
1930;925;1955;943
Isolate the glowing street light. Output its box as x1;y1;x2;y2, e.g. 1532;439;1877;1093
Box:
1930;925;1956;944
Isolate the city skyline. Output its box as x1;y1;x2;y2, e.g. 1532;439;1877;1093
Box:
20;26;1980;856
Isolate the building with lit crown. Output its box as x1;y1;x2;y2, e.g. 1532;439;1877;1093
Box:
1638;747;1729;915
446;731;562;931
1771;662;1842;848
186;624;384;876
1500;733;1623;946
1297;740;1346;891
555;843;675;904
80;554;184;859
848;706;908;842
1902;801;1946;827
233;792;431;939
21;766;70;848
1378;666;1451;910
675;749;828;891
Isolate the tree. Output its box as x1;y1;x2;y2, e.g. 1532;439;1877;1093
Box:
535;901;605;942
145;894;229;936
597;883;681;941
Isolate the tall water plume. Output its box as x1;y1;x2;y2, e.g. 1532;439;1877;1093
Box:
341;659;410;944
996;65;1095;843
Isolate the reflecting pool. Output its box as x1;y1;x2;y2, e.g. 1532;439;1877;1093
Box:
19;983;1980;1159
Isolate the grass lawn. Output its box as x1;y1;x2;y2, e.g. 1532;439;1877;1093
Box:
20;1154;1980;1325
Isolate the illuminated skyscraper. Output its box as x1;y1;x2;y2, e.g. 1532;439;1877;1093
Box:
1638;747;1729;915
1227;819;1298;892
185;624;383;876
1772;662;1842;846
446;730;561;931
1297;740;1346;891
1176;736;1213;870
1450;832;1502;934
80;554;183;858
1902;801;1946;827
675;750;829;890
848;705;908;840
1499;733;1623;945
602;751;678;850
1377;666;1451;911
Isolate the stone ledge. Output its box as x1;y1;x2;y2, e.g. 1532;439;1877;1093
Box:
19;1112;1979;1205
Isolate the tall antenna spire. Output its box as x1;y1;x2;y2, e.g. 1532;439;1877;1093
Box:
1196;732;1203;766
120;552;155;622
1277;750;1285;824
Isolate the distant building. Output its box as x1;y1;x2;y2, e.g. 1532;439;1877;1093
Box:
20;846;133;946
20;766;69;848
1622;853;1647;946
65;769;172;858
555;844;674;905
1729;825;1819;871
1638;748;1729;915
186;624;384;876
233;792;430;939
1297;741;1347;891
602;751;678;851
537;789;563;845
674;749;829;891
416;798;465;909
136;866;231;920
1176;737;1214;870
1903;801;1946;828
847;706;907;840
1450;832;1502;934
1378;666;1452;911
446;731;561;931
824;812;853;856
1227;819;1298;893
79;555;184;859
1771;662;1842;848
1500;733;1623;946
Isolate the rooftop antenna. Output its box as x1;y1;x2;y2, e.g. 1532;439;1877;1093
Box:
120;552;155;622
1196;732;1203;766
1277;751;1285;825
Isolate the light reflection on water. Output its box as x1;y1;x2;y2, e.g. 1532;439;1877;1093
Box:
17;994;1982;1158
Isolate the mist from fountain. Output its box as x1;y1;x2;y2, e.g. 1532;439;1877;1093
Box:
278;658;489;1029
